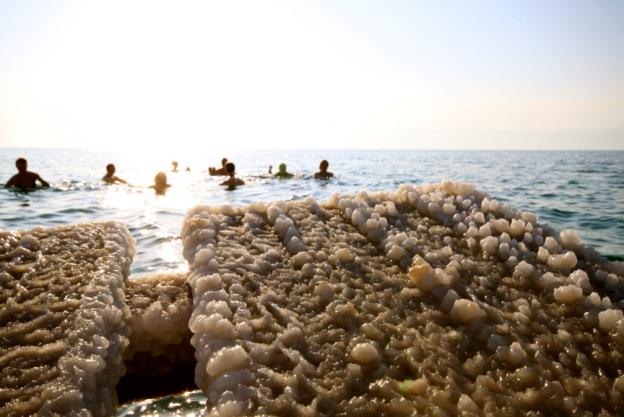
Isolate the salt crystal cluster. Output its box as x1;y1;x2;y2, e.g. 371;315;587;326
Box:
124;273;193;374
0;222;134;417
183;181;624;416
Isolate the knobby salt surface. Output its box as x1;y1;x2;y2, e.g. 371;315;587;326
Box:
182;182;624;416
0;222;134;416
2;182;624;417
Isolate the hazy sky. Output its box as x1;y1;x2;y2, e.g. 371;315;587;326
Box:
1;0;623;150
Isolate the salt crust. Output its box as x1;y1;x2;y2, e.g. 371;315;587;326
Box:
124;273;193;374
183;181;624;416
0;222;134;417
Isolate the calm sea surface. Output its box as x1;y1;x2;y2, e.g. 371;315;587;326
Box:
1;148;623;276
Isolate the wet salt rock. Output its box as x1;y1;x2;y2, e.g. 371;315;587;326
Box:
442;203;456;215
385;201;399;216
18;234;39;251
506;342;528;366
537;247;550;263
473;212;485;224
248;202;267;214
263;249;282;263
510;219;525;237
408;256;437;291
547;251;577;271
387;245;407;262
598;309;624;333
336;248;354;263
586;292;602;307
361;323;384;341
560;229;582;249
464;226;479;238
457;394;480;413
292;251;312;268
487;333;507;351
492;219;510;234
553;285;583;304
544;236;560;253
220;204;236;216
441;289;459;313
313;281;334;303
351;342;380;363
450;299;486;324
569;270;591;292
498;242;510;259
267;205;284;224
286;236;306;254
478;223;492;238
206;346;250;376
514;261;534;279
480;236;498;257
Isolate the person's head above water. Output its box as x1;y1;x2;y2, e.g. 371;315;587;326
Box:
221;158;228;167
106;163;116;175
154;171;168;186
225;162;236;176
15;158;27;173
319;160;329;172
172;161;178;170
278;163;287;174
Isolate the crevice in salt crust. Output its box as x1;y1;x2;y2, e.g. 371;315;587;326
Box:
0;222;134;417
117;272;196;403
183;181;624;417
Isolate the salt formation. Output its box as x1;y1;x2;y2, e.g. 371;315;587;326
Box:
124;273;193;374
0;222;134;417
183;182;624;416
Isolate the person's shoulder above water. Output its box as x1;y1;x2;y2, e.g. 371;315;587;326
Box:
220;162;245;187
314;159;334;179
5;158;49;189
274;163;294;179
102;163;129;185
209;157;229;176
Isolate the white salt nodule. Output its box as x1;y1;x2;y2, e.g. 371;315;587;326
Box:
598;309;624;333
206;346;250;377
450;299;486;324
514;261;534;279
336;248;354;263
480;236;498;257
387;245;407;262
547;251;577;271
560;229;582;249
553;285;583;304
408;256;437;291
351;342;380;364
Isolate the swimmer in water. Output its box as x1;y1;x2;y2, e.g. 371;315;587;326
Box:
209;158;229;176
151;172;171;195
314;159;334;179
220;162;245;188
102;164;129;185
172;161;179;172
5;158;50;189
274;163;294;179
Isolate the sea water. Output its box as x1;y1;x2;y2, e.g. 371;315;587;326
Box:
1;148;622;277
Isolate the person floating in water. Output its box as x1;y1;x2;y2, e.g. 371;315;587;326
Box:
151;172;171;195
102;164;129;185
209;158;229;176
172;161;179;172
5;158;50;189
220;162;245;188
314;159;334;179
274;163;293;179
